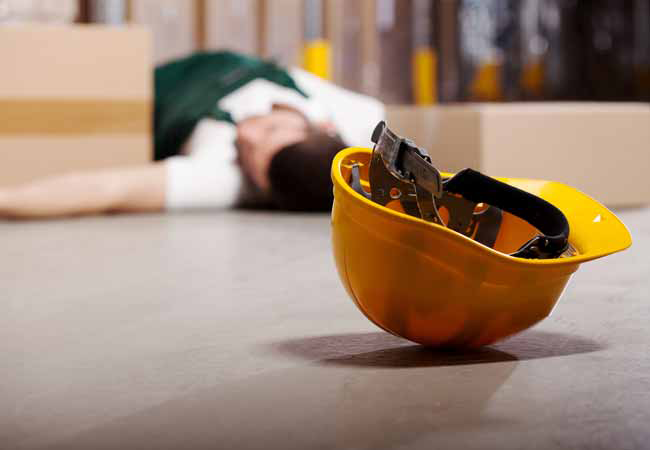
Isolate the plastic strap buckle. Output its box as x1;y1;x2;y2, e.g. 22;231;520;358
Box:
371;121;443;199
369;121;504;246
371;121;478;232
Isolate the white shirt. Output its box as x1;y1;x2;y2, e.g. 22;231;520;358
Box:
165;68;385;211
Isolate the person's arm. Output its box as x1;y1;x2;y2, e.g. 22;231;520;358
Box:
0;163;166;219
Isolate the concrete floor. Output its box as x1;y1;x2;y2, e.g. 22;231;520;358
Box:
2;208;650;450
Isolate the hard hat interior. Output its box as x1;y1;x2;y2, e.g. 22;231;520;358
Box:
340;151;544;256
335;148;631;264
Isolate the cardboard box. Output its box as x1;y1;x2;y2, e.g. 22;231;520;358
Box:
0;25;152;187
387;103;650;207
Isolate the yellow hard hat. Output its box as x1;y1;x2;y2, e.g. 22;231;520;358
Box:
331;122;632;348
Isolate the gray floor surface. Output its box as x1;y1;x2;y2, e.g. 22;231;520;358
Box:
2;208;649;450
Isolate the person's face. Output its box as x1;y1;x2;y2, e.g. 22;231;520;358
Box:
236;109;309;193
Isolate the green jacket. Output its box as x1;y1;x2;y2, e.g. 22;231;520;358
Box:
154;51;306;160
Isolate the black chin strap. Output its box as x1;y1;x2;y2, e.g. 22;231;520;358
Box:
444;169;569;259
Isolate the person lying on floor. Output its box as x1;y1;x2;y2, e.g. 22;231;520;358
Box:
0;51;383;219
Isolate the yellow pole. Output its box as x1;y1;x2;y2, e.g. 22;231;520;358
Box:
469;62;502;102
302;0;331;79
412;46;437;104
411;0;436;104
303;39;331;80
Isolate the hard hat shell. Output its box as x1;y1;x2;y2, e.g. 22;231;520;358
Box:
331;148;632;348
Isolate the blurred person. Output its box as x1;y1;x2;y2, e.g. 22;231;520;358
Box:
0;51;383;219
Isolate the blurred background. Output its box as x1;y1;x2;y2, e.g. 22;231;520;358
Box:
1;0;649;207
2;0;649;105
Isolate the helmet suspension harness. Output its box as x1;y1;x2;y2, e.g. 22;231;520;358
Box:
349;121;570;259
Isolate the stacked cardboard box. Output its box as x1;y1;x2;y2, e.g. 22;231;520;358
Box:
387;103;650;207
0;25;152;187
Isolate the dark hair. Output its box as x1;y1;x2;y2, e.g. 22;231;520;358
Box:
268;130;347;211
